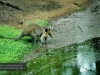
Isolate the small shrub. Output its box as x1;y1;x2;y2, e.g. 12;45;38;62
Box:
35;20;50;27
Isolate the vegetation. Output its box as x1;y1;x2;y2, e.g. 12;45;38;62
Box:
35;20;50;27
0;20;50;63
0;25;94;75
26;20;51;27
0;25;39;63
1;43;78;75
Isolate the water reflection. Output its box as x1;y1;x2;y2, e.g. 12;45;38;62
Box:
61;39;97;75
77;45;96;75
63;68;73;75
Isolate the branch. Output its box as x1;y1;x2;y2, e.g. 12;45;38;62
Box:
0;0;22;11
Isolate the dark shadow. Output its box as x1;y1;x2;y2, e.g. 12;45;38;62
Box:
92;37;100;75
92;37;100;51
39;1;62;11
0;1;23;25
0;1;22;10
23;37;41;44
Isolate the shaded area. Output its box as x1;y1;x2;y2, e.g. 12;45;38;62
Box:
38;1;62;11
0;0;88;26
0;1;23;25
0;0;22;10
26;0;62;11
92;37;100;75
0;0;62;25
1;0;62;12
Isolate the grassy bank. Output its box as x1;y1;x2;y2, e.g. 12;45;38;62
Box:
0;20;50;62
0;25;39;62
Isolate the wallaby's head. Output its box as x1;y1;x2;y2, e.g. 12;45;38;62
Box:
45;28;53;38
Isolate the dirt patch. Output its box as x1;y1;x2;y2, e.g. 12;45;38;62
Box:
0;0;89;29
23;46;48;62
47;0;100;49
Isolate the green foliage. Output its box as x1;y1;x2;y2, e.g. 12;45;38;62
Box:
0;26;21;37
26;20;51;27
35;20;50;27
0;25;37;63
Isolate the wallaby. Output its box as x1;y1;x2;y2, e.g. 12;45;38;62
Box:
0;23;53;44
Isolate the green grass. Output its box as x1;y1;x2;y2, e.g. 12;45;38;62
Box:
0;26;21;38
0;20;51;63
26;20;51;27
0;25;38;63
35;20;50;27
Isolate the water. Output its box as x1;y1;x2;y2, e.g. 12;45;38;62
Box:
3;38;99;75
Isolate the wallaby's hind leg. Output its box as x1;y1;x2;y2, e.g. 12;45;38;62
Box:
14;32;24;41
44;37;47;45
31;33;36;44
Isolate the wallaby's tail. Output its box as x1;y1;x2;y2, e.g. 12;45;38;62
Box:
0;32;24;41
14;32;24;41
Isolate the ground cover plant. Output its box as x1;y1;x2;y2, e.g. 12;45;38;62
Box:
0;25;38;63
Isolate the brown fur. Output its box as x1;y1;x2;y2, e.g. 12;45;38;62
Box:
14;23;52;44
14;23;44;44
0;23;52;44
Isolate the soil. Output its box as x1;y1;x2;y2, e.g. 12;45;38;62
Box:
48;0;100;49
0;0;89;28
